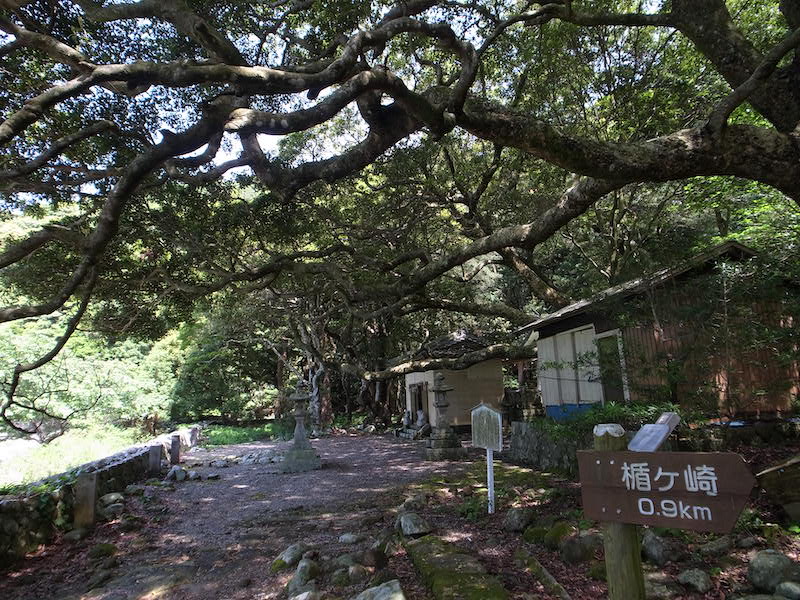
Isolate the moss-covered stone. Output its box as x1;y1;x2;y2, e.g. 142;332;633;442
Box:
331;567;349;585
543;521;573;550
405;534;508;600
88;543;117;559
589;560;607;581
269;558;288;573
522;526;548;544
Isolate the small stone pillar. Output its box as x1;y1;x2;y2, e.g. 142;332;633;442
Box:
278;384;322;473
170;434;181;465
148;445;162;475
189;426;200;446
425;372;467;460
73;471;97;529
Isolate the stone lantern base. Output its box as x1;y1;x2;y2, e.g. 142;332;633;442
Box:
424;372;467;461
278;446;322;473
424;427;467;461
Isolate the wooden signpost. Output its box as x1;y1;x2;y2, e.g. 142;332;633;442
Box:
578;449;755;533
471;403;502;514
581;421;756;600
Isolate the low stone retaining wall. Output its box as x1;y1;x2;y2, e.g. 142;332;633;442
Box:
504;421;590;477
0;425;200;566
506;419;800;477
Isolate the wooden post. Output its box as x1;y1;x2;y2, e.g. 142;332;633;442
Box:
170;434;181;465
594;424;645;600
73;471;97;529
487;448;495;514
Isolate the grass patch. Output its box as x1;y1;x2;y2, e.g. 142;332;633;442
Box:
0;425;143;490
200;423;278;446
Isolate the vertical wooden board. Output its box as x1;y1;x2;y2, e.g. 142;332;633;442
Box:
575;328;603;403
556;332;577;404
471;404;502;452
537;336;559;407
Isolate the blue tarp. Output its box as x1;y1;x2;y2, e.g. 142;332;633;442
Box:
545;403;599;421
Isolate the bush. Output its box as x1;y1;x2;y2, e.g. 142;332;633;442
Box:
200;423;275;447
529;400;690;442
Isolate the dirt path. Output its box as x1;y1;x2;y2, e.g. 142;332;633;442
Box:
1;434;470;600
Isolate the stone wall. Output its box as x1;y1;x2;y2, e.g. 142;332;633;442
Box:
0;425;199;566
505;419;800;477
504;421;590;477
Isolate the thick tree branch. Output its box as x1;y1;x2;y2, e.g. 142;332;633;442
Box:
0;120;115;181
0;96;245;323
1;267;97;436
75;0;246;65
347;342;536;381
707;26;800;132
458;103;800;199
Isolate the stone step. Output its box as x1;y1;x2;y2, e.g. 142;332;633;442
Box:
397;428;428;440
404;534;509;600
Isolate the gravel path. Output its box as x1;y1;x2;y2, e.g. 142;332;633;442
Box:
2;433;471;600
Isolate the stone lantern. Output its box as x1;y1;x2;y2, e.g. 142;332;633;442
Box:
431;372;453;426
278;383;322;472
425;372;467;460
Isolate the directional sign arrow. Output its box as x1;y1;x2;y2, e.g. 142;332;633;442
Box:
578;450;755;533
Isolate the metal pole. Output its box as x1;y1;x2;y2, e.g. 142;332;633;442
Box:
487;447;495;514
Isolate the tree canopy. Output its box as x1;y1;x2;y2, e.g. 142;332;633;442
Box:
2;0;800;434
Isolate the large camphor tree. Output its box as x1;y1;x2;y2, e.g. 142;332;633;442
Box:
1;0;799;432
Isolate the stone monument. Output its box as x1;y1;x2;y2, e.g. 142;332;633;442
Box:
278;383;322;473
425;372;467;460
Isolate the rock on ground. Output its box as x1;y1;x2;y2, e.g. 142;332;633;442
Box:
63;528;88;542
339;533;363;544
348;564;369;583
559;533;600;564
286;558;319;597
503;507;534;532
397;513;432;538
748;549;794;592
699;535;731;557
289;592;323;600
543;521;573;550
405;535;508;599
98;492;125;506
777;581;800;599
678;568;712;594
641;529;671;566
165;465;187;482
272;542;309;572
349;579;407;600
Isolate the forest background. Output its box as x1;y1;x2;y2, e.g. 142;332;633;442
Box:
2;0;800;486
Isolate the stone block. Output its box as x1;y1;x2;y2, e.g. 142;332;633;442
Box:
148;445;162;475
74;472;97;530
424;447;467;461
278;448;321;473
170;434;181;465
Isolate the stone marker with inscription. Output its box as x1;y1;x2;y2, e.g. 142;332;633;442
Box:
73;471;97;529
627;411;681;452
578;449;755;533
170;434;181;465
148;445;162;476
471;403;502;514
